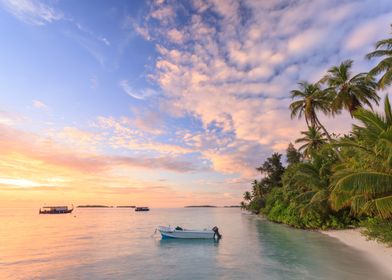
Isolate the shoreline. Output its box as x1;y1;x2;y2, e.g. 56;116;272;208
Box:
320;228;392;275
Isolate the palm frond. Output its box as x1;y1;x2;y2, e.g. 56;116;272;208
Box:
329;190;352;211
362;196;392;219
385;95;392;124
333;171;392;196
350;195;368;215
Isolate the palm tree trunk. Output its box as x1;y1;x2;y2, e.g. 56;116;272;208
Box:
315;116;332;141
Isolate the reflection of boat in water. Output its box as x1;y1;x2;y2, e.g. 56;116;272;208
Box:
39;205;74;214
158;226;222;240
135;207;150;212
158;237;219;247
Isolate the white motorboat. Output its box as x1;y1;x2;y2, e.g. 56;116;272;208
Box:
158;225;222;240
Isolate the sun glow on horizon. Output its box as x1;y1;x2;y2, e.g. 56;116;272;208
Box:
0;0;391;207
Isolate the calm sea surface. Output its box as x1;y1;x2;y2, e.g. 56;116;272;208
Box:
0;207;390;280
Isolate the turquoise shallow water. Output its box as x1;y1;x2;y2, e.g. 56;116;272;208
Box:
0;207;390;280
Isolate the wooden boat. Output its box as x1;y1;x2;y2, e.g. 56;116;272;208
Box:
135;207;150;211
158;226;222;240
39;205;73;214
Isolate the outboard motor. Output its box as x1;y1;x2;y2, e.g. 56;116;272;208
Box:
212;226;222;240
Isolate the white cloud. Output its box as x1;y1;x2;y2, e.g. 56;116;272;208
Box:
119;80;157;100
287;27;328;55
150;5;174;23
32;100;48;110
0;110;25;126
99;37;111;46
344;12;392;52
0;0;62;25
138;0;392;178
167;28;184;43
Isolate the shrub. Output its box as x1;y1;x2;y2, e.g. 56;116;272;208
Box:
361;217;392;246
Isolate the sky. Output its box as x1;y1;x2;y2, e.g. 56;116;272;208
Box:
0;0;392;207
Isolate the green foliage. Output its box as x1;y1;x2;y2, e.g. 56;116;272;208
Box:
295;127;327;158
331;95;392;219
241;153;285;213
320;59;379;116
361;217;392;246
256;153;285;189
243;191;251;201
240;25;392;245
247;197;265;214
289;82;332;128
286;143;301;165
367;25;392;89
262;188;354;229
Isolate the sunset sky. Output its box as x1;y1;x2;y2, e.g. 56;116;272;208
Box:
1;0;392;207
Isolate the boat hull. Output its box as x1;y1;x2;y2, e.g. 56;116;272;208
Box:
158;226;215;239
135;207;150;211
39;209;73;214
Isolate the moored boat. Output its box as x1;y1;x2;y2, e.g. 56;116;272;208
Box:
135;207;150;211
39;205;74;214
158;225;222;240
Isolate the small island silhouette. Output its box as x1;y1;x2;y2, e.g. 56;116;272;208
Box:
184;205;217;208
77;205;111;208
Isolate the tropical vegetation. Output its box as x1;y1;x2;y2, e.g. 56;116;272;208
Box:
242;25;392;246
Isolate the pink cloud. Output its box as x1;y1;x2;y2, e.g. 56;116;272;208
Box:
134;0;392;179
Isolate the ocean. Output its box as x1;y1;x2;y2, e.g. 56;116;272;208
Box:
0;207;390;280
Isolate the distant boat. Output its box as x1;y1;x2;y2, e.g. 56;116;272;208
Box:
158;226;222;240
39;205;73;214
135;207;150;211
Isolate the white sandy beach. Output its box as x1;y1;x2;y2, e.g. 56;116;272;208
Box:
321;228;392;275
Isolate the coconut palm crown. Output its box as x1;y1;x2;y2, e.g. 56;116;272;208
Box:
295;126;327;158
289;81;332;128
330;95;392;218
321;60;379;117
366;25;392;89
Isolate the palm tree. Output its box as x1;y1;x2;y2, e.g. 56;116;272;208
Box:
286;142;302;165
330;95;392;218
290;82;334;141
243;191;252;201
366;26;392;89
251;180;262;198
321;60;379;117
291;156;332;216
295;126;327;158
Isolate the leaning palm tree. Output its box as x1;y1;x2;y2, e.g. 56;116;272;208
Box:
290;82;334;141
330;95;392;218
366;26;392;89
295;126;327;158
321;60;379;117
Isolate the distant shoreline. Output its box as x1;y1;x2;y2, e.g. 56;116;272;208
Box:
77;205;137;208
71;205;241;208
77;205;112;208
184;205;240;208
185;205;217;208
